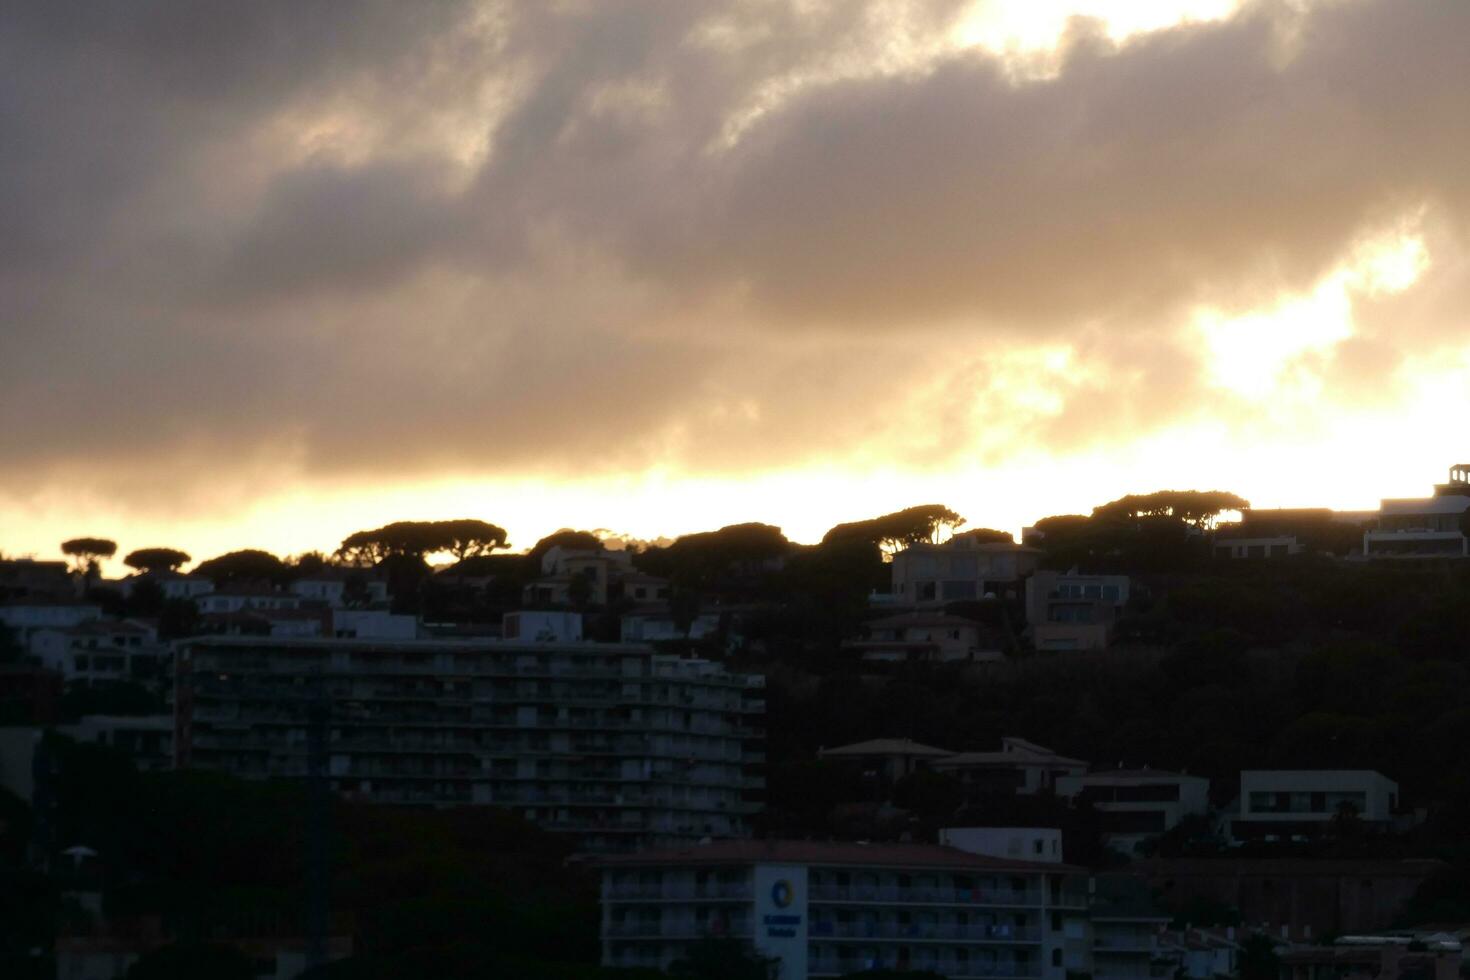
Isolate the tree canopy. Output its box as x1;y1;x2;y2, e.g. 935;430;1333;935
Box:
1092;490;1249;530
60;537;117;573
123;548;191;574
822;505;966;553
336;520;509;564
193;549;287;587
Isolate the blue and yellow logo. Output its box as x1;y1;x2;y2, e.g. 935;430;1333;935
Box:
770;879;794;908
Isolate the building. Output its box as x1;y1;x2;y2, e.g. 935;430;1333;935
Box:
595;832;1091;979
501;610;582;642
290;568;390;608
1279;935;1462;980
841;612;1006;664
620;610;722;644
1137;859;1446;937
197;590;304;616
28;619;167;687
330;608;418;640
1155;927;1242;979
1024;571;1129;653
817;738;954;790
58;715;174;772
1363;467;1470;558
0;559;75;601
1227;770;1400;843
118;571;215;602
890;533;1043;605
930;738;1089;799
0;601;102;645
523;546;671;607
174;636;765;853
1089;875;1172;980
1055;769;1210;853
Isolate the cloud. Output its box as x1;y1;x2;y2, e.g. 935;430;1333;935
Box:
4;0;1470;520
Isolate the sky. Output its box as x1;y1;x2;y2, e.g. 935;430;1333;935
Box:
5;0;1470;572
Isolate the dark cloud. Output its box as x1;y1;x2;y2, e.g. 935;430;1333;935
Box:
4;0;1470;513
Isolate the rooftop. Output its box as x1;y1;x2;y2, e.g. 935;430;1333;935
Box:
594;838;1080;873
819;738;954;759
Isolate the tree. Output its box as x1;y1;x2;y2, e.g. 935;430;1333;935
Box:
526;530;605;570
192;549;287;588
60;537;117;580
123;548;190;574
336;520;509;565
1093;491;1249;531
823;505;967;554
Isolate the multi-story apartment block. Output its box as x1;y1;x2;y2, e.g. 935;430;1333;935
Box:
174;636;765;852
596;831;1091;979
1089;875;1171;980
1227;770;1400;842
891;533;1043;605
1055;769;1210;854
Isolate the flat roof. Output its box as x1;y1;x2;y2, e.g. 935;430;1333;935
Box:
595;839;1081;873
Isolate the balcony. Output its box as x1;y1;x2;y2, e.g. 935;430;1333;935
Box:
604;883;753;901
603;920;753;939
810;921;1041;942
810;885;1042;907
809;955;1040;978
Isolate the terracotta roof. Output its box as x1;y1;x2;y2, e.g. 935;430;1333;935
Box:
819;738;954;758
594;838;1080;872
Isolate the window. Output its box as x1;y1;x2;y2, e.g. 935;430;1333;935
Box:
1053;950;1063;967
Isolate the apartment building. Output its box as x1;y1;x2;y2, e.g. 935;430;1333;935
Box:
1055;769;1210;854
1089;875;1171;980
596;831;1092;979
891;533;1043;605
1227;770;1400;842
174;636;765;853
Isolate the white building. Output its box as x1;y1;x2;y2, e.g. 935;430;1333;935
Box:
1363;495;1470;558
27;620;165;687
119;573;215;601
817;738;955;786
175;636;765;853
1054;769;1210;853
197;590;303;615
1227;770;1400;842
596;832;1091;979
0;602;102;644
331;608;419;640
621;611;721;643
931;738;1089;798
891;534;1043;605
291;570;390;608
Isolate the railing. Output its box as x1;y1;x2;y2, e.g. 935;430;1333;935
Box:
809;956;1041;978
810;885;1042;906
810;921;1041;942
605;883;753;901
603;921;753;938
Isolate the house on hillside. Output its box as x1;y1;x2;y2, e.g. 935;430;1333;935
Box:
842;612;1006;664
891;532;1042;605
930;738;1089;798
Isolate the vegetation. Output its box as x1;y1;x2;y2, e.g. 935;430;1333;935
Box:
60;537;117;578
122;548;191;574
